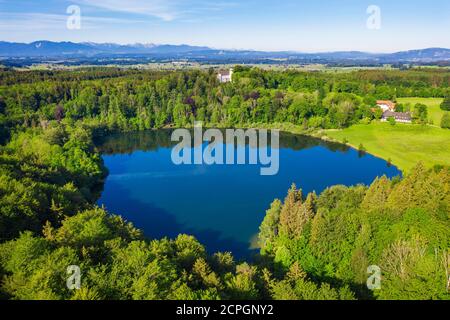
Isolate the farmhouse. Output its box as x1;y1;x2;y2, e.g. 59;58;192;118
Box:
377;100;396;112
217;68;233;83
381;111;412;123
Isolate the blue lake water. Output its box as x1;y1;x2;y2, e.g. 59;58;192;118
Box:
97;130;401;258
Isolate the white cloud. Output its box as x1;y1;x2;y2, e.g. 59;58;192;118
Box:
71;0;240;22
0;12;149;32
72;0;179;21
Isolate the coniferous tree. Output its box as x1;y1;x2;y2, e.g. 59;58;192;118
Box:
361;176;391;212
259;199;282;253
279;184;303;239
440;96;450;111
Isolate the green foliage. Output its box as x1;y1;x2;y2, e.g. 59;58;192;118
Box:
441;112;450;129
259;199;282;254
413;103;428;124
388;116;396;126
377;235;448;300
51;208;141;248
441;96;450;111
2;68;447;133
259;165;450;300
268;262;355;300
0;125;103;240
361;176;391;212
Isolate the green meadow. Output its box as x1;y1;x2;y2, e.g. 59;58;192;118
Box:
397;97;444;126
325;122;450;172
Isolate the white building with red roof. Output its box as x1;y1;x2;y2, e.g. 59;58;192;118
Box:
217;68;233;83
376;100;396;112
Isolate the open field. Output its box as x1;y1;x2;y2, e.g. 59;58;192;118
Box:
325;122;450;172
397;97;444;126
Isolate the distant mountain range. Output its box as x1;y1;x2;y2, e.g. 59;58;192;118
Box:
0;41;212;57
0;41;449;64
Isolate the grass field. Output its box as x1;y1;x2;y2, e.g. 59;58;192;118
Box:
397;97;444;126
325;122;450;173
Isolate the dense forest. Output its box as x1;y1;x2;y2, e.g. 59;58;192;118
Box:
1;67;449;136
0;67;448;300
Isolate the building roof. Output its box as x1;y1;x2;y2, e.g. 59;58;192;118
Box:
377;100;396;108
218;70;231;76
382;111;412;121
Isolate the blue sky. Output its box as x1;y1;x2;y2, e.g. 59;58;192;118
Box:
0;0;449;52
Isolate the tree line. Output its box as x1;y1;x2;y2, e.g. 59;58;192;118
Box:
1;67;449;136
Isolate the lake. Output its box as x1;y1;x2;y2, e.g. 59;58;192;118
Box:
97;130;401;258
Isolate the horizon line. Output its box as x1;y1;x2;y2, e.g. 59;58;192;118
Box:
1;40;450;55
